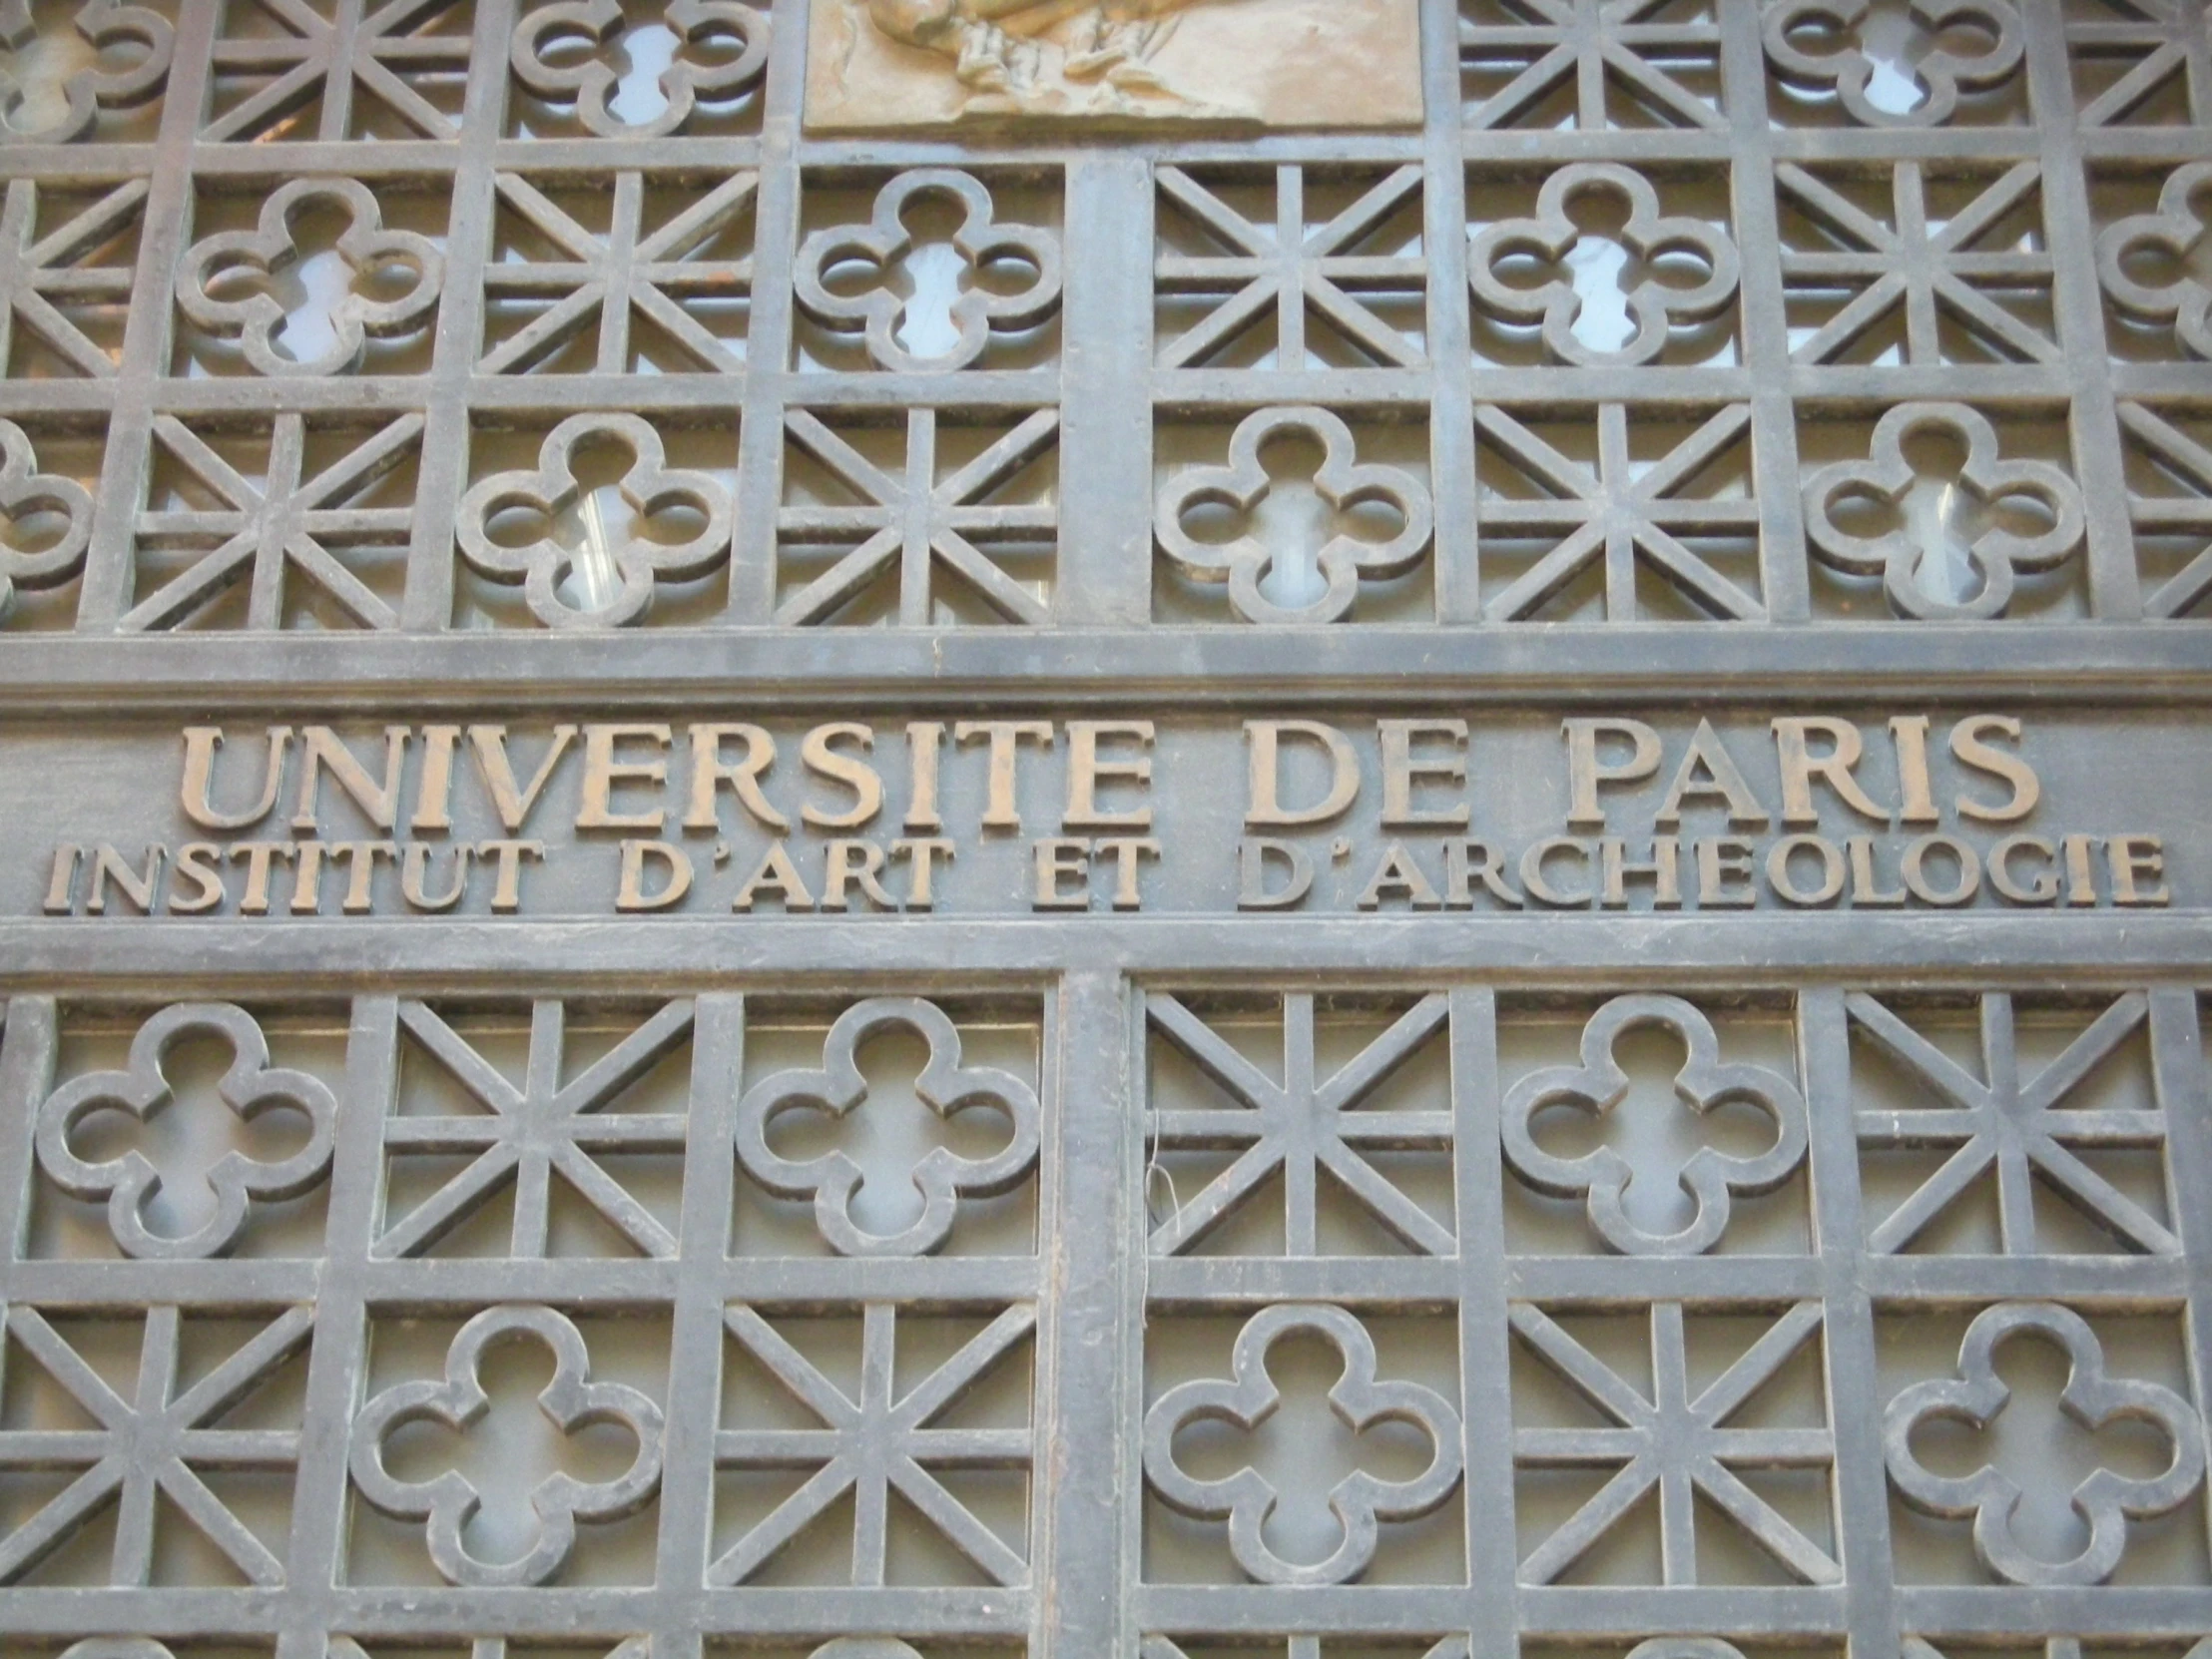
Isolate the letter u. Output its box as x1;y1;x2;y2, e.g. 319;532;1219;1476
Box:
181;726;293;830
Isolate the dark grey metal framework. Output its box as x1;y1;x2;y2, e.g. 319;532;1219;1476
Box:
2;0;2212;1656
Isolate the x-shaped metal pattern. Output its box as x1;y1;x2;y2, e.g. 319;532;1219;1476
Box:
125;412;420;631
1778;162;2056;367
376;998;694;1259
204;0;472;142
1478;402;1762;620
714;1302;1036;1587
0;1304;311;1586
1154;164;1427;371
1510;1300;1838;1586
1146;992;1454;1257
1850;990;2176;1256
481;170;757;375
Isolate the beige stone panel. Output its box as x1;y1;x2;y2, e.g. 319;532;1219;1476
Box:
806;0;1423;132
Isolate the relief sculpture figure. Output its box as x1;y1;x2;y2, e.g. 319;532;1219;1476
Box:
810;0;1421;130
863;0;1235;97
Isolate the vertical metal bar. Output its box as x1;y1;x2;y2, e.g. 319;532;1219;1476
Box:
1120;980;1157;1650
1452;984;1518;1658
397;0;513;630
725;0;810;624
1720;0;1812;625
1037;967;1136;1654
2147;986;2212;1543
1058;154;1156;626
1277;164;1307;372
1800;986;1901;1659
654;991;745;1659
2025;0;2142;620
1425;0;1481;624
275;992;398;1659
74;0;218;629
0;995;58;1266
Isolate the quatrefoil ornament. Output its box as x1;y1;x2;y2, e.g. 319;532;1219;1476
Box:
510;0;769;138
175;178;443;377
1763;0;2022;126
1884;1303;2207;1585
350;1304;666;1587
735;997;1041;1258
1802;401;2083;621
1143;1303;1464;1587
1154;405;1434;626
794;170;1063;373
455;412;735;630
0;0;173;144
0;418;92;619
1501;995;1808;1257
1467;164;1739;367
2096;161;2212;361
34;1002;339;1260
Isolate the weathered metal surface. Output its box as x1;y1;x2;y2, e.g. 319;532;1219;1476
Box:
0;0;2208;1657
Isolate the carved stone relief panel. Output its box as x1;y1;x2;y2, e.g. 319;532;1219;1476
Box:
0;2;2208;1658
804;0;1423;132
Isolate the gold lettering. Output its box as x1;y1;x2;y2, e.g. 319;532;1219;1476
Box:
478;839;545;912
470;724;577;830
1244;721;1360;828
181;726;290;830
731;841;815;911
1901;834;1980;906
619;840;693;911
890;837;955;910
1694;836;1758;907
1064;722;1155;830
42;844;78;914
956;721;1054;831
411;725;461;832
1889;715;1940;825
1358;841;1443;910
823;839;899;911
230;842;296;916
86;844;164;915
1379;719;1469;829
289;840;327;914
1772;718;1889;826
1600;837;1682;908
904;721;947;831
169;842;226;913
290;726;409;832
1950;715;2041;823
801;724;884;830
1562;719;1661;828
1988;834;2059;904
1445;840;1522;908
577;724;671;830
1767;834;1847;906
2062;833;2103;905
684;725;789;832
1521;837;1596;907
1032;837;1091;910
1093;836;1162;911
331;840;396;913
402;842;472;911
1658;722;1770;829
1848;835;1906;906
805;727;890;834
1239;838;1314;910
2109;834;2169;906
